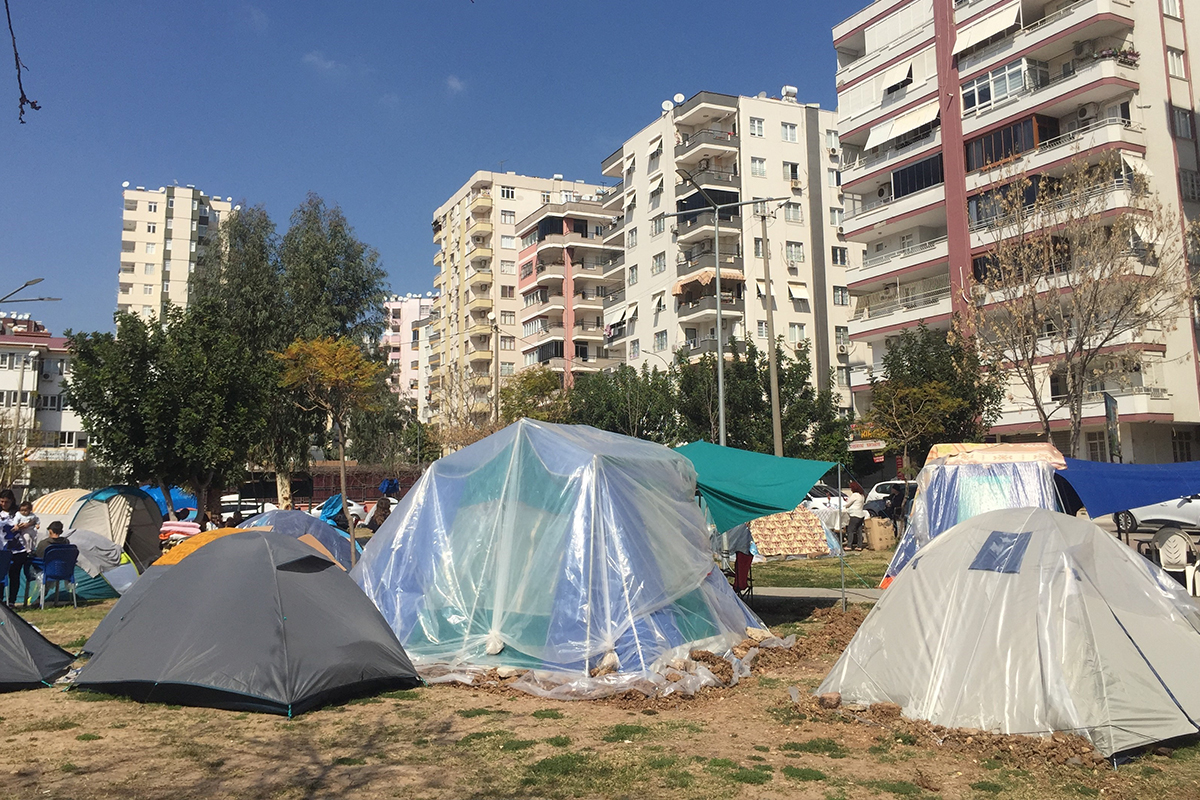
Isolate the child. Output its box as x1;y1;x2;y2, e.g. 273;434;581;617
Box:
12;500;39;553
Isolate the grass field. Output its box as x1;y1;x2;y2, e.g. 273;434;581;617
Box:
752;549;892;589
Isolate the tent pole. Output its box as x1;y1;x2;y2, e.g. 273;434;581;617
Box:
838;463;846;612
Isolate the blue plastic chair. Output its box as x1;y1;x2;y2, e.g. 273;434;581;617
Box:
40;544;79;609
0;549;11;601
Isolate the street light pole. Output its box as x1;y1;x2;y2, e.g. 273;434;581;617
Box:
759;208;783;457
487;311;500;423
14;348;40;461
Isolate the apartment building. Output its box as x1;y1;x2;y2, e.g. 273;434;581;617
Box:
833;0;1200;462
599;89;853;403
0;313;88;486
428;172;605;428
118;183;234;317
514;200;620;382
381;293;437;405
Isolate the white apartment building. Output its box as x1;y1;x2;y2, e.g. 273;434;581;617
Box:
0;314;88;487
833;0;1200;462
599;89;853;403
118;183;234;318
428;172;605;428
381;293;437;405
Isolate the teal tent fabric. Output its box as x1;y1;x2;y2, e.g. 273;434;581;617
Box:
674;441;834;533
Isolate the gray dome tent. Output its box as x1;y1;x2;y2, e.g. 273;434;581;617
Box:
819;508;1200;757
0;605;74;690
76;531;420;715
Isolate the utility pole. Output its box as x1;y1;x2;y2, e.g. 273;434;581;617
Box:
488;311;500;422
758;208;783;457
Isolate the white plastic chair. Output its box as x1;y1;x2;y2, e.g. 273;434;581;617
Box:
1151;527;1198;596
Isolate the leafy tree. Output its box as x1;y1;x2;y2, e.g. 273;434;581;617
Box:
569;364;677;444
861;381;965;479
278;337;386;563
499;366;569;423
347;374;431;470
401;419;441;464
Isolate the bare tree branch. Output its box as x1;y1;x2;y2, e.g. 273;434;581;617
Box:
5;0;38;123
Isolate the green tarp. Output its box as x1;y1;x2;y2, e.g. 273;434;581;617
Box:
674;441;834;533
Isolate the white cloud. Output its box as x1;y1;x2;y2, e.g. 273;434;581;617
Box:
303;51;346;74
446;75;465;93
241;5;269;33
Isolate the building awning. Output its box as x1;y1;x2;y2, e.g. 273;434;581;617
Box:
647;135;662;156
624;192;637;209
628;301;639;320
863;99;940;151
952;2;1021;56
652;290;666;312
864;119;895;151
672;268;746;296
614;308;627;324
651;176;664;193
787;282;809;302
878;60;913;93
1122;154;1153;179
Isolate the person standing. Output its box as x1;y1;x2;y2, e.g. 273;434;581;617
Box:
845;482;867;551
365;497;391;533
1;490;31;608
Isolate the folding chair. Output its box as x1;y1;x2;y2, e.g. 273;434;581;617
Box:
1148;526;1198;596
733;551;753;602
40;544;79;609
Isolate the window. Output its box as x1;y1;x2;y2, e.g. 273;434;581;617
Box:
500;260;516;274
124;199;137;211
524;352;538;367
652;252;666;275
500;336;515;350
833;286;850;305
836;367;852;388
191;220;198;232
630;340;640;358
784;203;803;222
962;58;1045;113
147;201;157;213
166;218;174;230
785;241;805;263
191;199;198;211
750;157;766;177
144;222;157;235
500;362;515;377
189;241;197;253
145;242;156;254
1168;49;1187;79
651;216;665;236
500;185;516;199
500;210;516;224
1086;431;1109;462
892;153;944;198
500;311;515;325
965;116;1057;171
831;247;849;266
754;238;764;258
164;240;173;251
1181;170;1200;202
783;162;800;180
58;431;76;448
1174;107;1194;140
826;129;839;150
749;117;764;137
500;235;516;249
540;191;551;204
649;187;662;210
166;198;174;209
501;285;515;298
143;263;154;275
835;326;850;347
788;323;806;343
1164;0;1181;16
653;331;668;351
781;122;798;142
757;320;768;338
188;261;195;274
1174;430;1194;462
628;264;639;285
143;285;154;295
118;283;131;295
627;227;638;248
830;208;844;226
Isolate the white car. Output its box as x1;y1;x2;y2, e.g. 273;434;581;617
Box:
1114;495;1200;534
804;483;847;511
219;495;277;524
867;480;918;504
308;497;367;525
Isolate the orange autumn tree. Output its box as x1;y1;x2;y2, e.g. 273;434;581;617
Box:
277;337;385;565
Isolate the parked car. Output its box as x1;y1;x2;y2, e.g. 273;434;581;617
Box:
866;480;918;504
804;483;847;511
308;496;367;525
1114;495;1200;534
220;495;277;524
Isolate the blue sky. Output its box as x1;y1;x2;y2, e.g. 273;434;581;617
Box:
1;1;850;335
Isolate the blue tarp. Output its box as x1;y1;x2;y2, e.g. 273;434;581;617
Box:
1061;458;1200;519
140;485;196;517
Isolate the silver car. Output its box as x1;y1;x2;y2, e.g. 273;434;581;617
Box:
1114;495;1200;534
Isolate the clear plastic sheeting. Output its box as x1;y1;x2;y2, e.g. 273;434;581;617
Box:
819;508;1200;757
884;458;1058;584
352;420;763;696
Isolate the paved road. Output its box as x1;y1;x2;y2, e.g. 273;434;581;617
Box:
756;586;882;603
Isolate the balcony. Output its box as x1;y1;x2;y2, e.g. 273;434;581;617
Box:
993;384;1171;431
468;191;492;213
600;181;624;210
601;252;625;277
674;211;742;245
677;252;744;277
601;146;625;178
843;183;945;236
573;321;605;340
841;129;941;190
532;262;567;285
525;322;566;346
677;294;745;320
673;91;738;127
467;266;491;288
834;15;935;90
545;354;618;373
467;219;493;236
676;166;741;197
678;337;746;359
968;176;1136;246
851;235;949;287
520;292;565;321
466;295;492;313
467;246;493;264
573;291;604;311
675;129;740;165
851;273;952;332
602;215;626;245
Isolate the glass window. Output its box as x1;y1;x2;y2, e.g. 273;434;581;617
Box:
962;58;1038;113
500;260;516;274
754;238;763;258
651;216;665;236
835;326;850;347
541;191;551;204
836;367;851;388
1174;107;1194;140
1173;430;1193;462
783;162;800;180
830;208;844;226
501;285;515;298
500;235;516;249
784;203;803;222
788;323;806;343
1181;170;1200;202
833;286;850;305
627;227;637;248
828;169;840;187
785;241;805;263
628;264;638;285
500;336;515;350
1086;431;1109;462
500;311;515;325
781;122;798;142
651;252;666;275
145;242;155;254
757;320;768;338
1164;0;1181;16
144;263;154;275
749;117;764;137
500;186;516;199
147;202;157;213
1168;49;1186;79
653;331;667;351
826;130;839;150
831;247;848;266
630;340;640;358
750;157;766;177
500;210;516;224
500;362;515;376
892;154;944;198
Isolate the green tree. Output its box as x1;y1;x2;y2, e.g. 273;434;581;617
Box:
861;381;965;480
499;366;569;423
569;364;677;443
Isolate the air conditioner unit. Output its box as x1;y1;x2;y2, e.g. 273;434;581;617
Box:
1073;40;1095;58
828;147;839;156
1078;102;1100;121
878;185;892;198
791;179;804;190
837;226;845;235
837;344;849;355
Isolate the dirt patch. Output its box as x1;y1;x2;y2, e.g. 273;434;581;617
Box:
791;604;867;658
687;650;733;685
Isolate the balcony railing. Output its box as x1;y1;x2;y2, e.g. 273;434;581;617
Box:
677;295;745;317
676;128;739;158
846;181;944;220
852;273;952;320
861;235;949;268
676;167;740;192
675;211;742;236
967;54;1137;123
843;128;939;174
968;176;1134;232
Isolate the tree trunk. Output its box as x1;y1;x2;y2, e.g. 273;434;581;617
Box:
192;475;211;531
157;478;177;522
275;470;293;511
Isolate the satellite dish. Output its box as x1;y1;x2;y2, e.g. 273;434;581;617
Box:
121;181;130;188
661;100;674;112
234;204;241;211
157;187;165;192
673;93;685;104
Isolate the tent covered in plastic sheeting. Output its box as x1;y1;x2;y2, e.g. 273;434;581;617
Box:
819;508;1200;757
352;419;764;698
881;447;1062;587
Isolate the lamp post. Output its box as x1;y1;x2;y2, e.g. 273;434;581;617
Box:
487;311;500;422
15;348;40;456
662;180;790;446
0;278;60;305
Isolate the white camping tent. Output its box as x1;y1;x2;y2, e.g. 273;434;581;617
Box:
68;487;162;571
819;507;1200;756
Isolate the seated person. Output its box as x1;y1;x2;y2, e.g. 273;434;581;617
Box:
34;520;67;559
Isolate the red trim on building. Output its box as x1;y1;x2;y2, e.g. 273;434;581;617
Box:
837;39;937;92
849;312;951;341
989;412;1174;435
933;0;974;317
957;13;1135;84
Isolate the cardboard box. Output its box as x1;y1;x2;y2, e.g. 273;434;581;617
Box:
865;517;895;551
